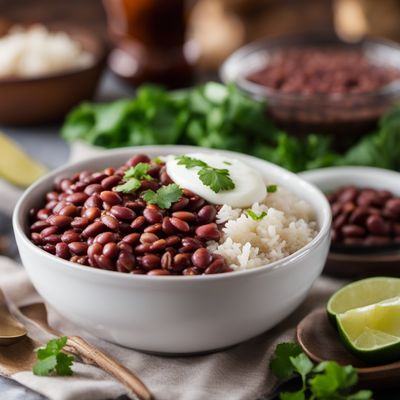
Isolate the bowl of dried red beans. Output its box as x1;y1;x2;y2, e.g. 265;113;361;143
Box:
221;34;400;143
12;146;330;353
300;166;400;279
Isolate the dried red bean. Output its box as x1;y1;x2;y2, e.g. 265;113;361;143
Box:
130;216;146;230
171;197;189;211
181;237;202;251
42;243;56;254
172;211;196;222
141;254;161;270
118;242;134;253
42;234;62;245
100;191;122;205
30;220;50;232
103;242;119;259
204;258;226;274
144;223;162;234
84;184;103;196
170;217;190;232
85;194;102;209
101;175;121;190
140;232;159;244
195;223;220;241
101;214;119;230
173;253;191;271
117;253;136;272
150;239;167;251
68;242;88;255
61;230;81;243
94;254;114;270
165;235;181;246
55;242;70;259
341;224;365;238
66;192;88;205
88;243;103;258
161;252;172;269
192;248;212;269
162;217;176;235
37;209;52;220
47;215;72;228
147;269;171;276
94;232;119;245
71;217;90;229
135;243;152;253
197;205;217;224
82;221;106;238
187;198;206;212
31;232;42;245
143;207;163;224
83;207;101;221
111;206;135;221
122;233;140;245
40;226;59;238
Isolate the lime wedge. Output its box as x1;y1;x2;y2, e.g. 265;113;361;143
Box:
327;277;400;323
0;132;47;187
337;297;400;363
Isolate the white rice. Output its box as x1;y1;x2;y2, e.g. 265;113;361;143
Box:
207;187;318;271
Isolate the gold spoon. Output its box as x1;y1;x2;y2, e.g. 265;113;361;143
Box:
19;302;152;400
0;290;27;346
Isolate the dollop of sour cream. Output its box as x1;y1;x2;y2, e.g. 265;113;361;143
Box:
166;153;266;208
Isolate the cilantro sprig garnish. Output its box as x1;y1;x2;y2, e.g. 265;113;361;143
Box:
115;162;153;193
246;209;267;221
175;155;235;193
271;342;372;400
143;184;183;209
33;336;74;377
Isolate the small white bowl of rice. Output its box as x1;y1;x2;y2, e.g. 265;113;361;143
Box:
14;145;331;354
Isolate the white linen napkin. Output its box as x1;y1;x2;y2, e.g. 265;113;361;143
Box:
0;255;344;400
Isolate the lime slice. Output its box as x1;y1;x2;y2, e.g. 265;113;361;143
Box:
337;297;400;363
0;132;47;187
327;277;400;323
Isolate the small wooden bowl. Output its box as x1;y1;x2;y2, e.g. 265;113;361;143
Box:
0;24;106;125
297;308;400;388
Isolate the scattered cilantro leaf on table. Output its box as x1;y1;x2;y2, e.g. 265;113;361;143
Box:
143;184;183;209
270;342;373;400
33;336;74;377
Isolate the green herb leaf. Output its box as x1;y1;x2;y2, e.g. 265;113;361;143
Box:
346;390;374;400
33;337;74;376
124;163;152;181
115;179;141;193
143;184;182;209
176;155;208;169
270;342;303;380
280;391;305;400
246;210;267;221
267;184;278;193
290;353;313;385
198;167;235;193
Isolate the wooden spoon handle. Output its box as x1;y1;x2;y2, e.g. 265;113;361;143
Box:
66;336;152;400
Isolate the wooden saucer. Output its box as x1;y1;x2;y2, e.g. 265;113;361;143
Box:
324;251;400;279
296;308;400;388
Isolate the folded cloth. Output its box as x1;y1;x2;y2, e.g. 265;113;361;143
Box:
0;255;344;400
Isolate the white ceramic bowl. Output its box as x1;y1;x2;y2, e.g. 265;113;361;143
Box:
299;166;400;196
14;146;331;354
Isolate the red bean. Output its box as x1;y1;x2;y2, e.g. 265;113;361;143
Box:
131;216;146;230
165;235;181;246
66;192;88;205
82;221;106;238
31;232;42;245
111;206;135;221
40;226;59;238
162;217;176;235
197;205;217;224
37;209;51;220
94;254;114;270
150;239;167;251
61;230;81;243
366;215;389;236
30;220;50;232
83;207;101;221
172;253;191;271
385;199;400;217
84;184;103;196
42;243;56;254
170;217;190;232
147;269;171;276
195;223;221;241
48;215;72;228
117;253;136;272
127;154;150;166
143;207;163;224
182;267;201;275
100;191;122;205
88;243;103;258
204;258;226;274
103;242;119;259
181;237;202;251
122;233;140;245
101;175;121;190
85;194;102;209
140;232;159;244
68;242;88;256
141;254;161;270
71;217;90;229
94;232;119;245
341;224;365;238
171;197;189;211
42;234;62;245
55;242;70;259
192;248;212;269
101;214;119;230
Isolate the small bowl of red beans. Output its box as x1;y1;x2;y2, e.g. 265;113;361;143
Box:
300;166;400;279
221;34;400;146
13;145;330;354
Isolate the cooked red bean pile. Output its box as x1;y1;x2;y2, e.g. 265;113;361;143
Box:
28;154;232;276
247;48;400;95
328;186;400;247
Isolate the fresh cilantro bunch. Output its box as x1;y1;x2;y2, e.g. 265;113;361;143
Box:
176;155;235;193
270;343;372;400
143;184;182;209
115;162;153;193
33;336;74;377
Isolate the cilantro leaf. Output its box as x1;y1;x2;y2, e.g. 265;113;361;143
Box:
347;390;374;400
124;163;152;181
270;342;303;380
33;336;74;377
280;391;305;400
267;184;278;193
115;179;141;193
246;210;267;221
143;184;182;209
290;353;313;386
176;155;208;168
198;167;235;193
